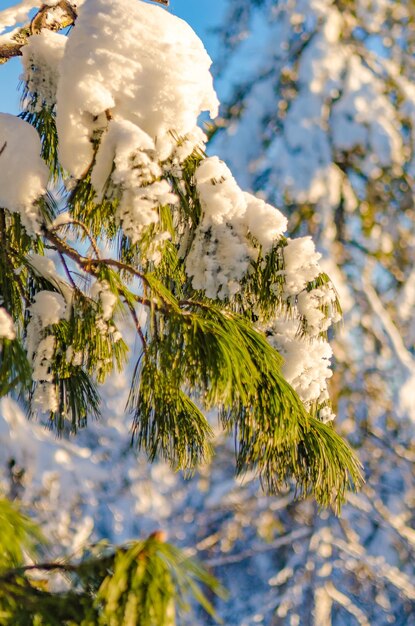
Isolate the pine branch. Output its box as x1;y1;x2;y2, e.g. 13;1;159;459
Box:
128;299;362;507
0;498;225;625
51;220;101;260
20;109;61;179
0;0;365;515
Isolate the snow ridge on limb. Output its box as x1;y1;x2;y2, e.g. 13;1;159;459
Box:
0;0;361;509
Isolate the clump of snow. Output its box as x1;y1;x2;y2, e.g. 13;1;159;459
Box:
195;157;247;223
297;287;339;336
0;114;48;234
27;291;67;413
88;282;123;346
187;157;287;299
32;335;56;383
282;237;322;295
30;290;67;331
0;308;16;341
27;253;60;281
66;346;83;367
91;280;117;322
244;192;288;249
117;180;177;244
267;319;334;420
91;120;160;198
21;30;67;111
56;0;219;178
91;119;178;244
27;290;66;364
259;236;341;411
187;157;252;299
170;127;207;164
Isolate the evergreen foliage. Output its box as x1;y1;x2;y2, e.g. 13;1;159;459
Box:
0;499;224;625
0;0;370;623
0;0;361;509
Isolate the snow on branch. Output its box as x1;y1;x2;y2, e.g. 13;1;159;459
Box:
0;0;362;507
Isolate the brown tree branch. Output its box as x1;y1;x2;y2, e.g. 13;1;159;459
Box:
51;219;101;260
0;1;77;65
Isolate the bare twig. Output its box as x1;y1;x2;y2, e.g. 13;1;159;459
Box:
57;250;78;291
51;219;101;260
124;298;148;353
43;228;172;311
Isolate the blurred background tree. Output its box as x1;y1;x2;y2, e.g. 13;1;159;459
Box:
203;0;415;623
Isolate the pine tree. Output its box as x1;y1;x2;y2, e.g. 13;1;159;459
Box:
0;497;226;625
204;0;415;623
0;0;362;622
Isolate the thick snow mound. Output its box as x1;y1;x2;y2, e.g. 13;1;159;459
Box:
56;0;219;177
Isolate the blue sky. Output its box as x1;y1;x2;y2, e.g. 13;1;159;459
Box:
0;0;224;114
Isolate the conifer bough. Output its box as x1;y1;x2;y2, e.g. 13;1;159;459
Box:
0;0;361;512
0;497;226;625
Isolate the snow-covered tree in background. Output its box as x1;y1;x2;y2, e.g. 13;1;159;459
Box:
0;0;363;623
204;0;415;623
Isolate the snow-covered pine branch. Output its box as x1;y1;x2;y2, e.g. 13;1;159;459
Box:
0;0;361;510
